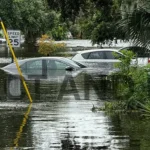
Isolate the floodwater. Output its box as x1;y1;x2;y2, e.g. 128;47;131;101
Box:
0;44;150;150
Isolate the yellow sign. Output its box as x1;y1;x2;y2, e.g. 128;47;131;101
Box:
0;18;32;103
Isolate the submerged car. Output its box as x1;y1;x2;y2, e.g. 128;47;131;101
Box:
72;49;123;69
1;57;84;76
72;48;150;68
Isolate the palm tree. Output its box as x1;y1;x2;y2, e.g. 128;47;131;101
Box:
119;0;150;48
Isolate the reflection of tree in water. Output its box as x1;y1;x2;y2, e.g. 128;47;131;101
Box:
2;71;134;102
84;74;133;101
60;124;88;150
61;139;85;150
60;126;109;150
106;112;150;150
11;104;32;149
0;70;8;100
61;137;109;150
0;104;32;148
58;74;80;100
61;135;90;150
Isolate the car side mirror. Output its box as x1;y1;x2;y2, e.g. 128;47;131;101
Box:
65;66;74;71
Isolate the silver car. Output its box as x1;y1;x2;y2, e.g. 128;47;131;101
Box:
1;57;82;77
72;49;123;69
72;48;150;68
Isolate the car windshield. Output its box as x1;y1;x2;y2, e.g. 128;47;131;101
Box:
61;58;80;68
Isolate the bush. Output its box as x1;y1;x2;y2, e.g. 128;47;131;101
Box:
69;24;81;38
103;50;150;112
38;34;67;56
51;25;67;41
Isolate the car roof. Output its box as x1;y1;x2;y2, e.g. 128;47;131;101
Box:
76;49;119;54
4;57;73;67
2;56;80;71
18;57;65;61
17;57;69;63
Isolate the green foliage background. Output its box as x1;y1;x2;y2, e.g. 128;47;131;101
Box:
0;0;149;48
104;50;150;113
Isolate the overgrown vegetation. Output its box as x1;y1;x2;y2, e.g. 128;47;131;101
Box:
1;0;149;48
38;35;67;56
102;50;150;113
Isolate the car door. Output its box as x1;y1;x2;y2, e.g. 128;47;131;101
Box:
104;51;122;69
86;50;122;69
46;59;68;78
46;59;82;82
21;59;44;75
86;51;106;68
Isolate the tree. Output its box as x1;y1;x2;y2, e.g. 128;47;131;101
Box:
0;0;56;44
47;0;87;22
120;0;150;47
47;0;125;43
88;0;124;45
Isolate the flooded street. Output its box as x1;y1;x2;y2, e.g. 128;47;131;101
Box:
0;69;150;150
0;44;150;150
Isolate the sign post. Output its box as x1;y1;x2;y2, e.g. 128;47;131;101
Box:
7;30;21;47
0;18;32;103
7;30;21;62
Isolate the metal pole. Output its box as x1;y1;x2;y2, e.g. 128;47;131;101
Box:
0;18;32;103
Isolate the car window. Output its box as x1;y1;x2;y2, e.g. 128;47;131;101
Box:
47;60;57;69
47;60;68;70
20;63;27;72
27;60;42;69
88;51;104;59
21;60;43;74
55;60;68;69
105;51;115;59
81;53;90;59
105;51;123;59
62;58;79;68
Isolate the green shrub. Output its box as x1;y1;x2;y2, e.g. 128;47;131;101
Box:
51;25;67;41
103;50;150;112
38;34;67;56
69;24;81;38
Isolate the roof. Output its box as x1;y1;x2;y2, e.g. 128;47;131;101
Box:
76;49;119;54
3;57;69;68
17;57;65;62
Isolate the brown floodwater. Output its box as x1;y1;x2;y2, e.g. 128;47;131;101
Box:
0;45;150;150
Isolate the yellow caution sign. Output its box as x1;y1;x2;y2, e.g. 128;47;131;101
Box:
0;18;32;103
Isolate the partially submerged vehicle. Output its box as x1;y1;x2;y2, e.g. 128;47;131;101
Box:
72;47;150;68
1;57;85;81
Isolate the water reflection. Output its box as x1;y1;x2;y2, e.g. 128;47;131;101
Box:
0;69;150;149
31;101;112;149
107;113;150;150
1;71;124;101
7;75;21;99
10;103;32;149
0;102;32;149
